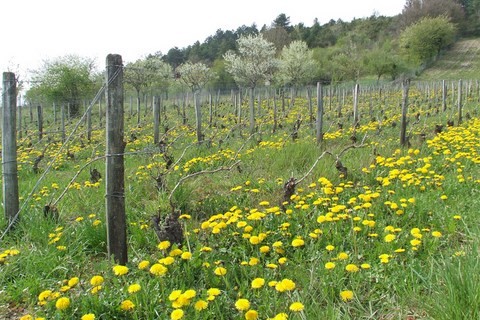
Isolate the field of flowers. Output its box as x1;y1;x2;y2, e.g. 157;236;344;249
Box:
1;84;479;319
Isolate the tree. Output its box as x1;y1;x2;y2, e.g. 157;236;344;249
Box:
365;41;407;82
262;27;291;53
400;0;465;29
124;56;172;124
400;16;456;65
177;62;217;143
278;40;317;88
28;55;96;116
224;34;277;134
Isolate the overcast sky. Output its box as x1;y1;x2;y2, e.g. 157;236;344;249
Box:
1;0;405;78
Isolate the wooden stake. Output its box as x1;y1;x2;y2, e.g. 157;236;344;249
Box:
105;54;127;265
2;72;20;225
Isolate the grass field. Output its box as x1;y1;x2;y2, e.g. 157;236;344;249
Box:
417;38;480;80
0;77;479;319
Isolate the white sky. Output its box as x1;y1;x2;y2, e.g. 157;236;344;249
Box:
1;0;405;79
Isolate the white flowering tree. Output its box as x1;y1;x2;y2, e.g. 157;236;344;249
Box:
177;62;216;143
278;40;317;88
224;34;277;134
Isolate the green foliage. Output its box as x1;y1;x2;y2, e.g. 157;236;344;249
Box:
27;55;97;116
177;62;216;93
400;16;457;65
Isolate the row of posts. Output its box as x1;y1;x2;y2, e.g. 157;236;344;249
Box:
2;54;128;265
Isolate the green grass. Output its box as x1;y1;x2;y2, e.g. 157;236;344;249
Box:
418;38;480;80
0;84;479;319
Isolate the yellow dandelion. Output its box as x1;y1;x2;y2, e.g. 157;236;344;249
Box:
120;300;135;311
214;267;227;276
81;314;95;320
245;309;258;320
55;297;70;310
170;308;184;320
251;277;265;289
289;302;304;311
340;290;354;302
90;275;104;286
235;298;250;311
325;262;336;270
195;299;208;311
128;284;141;293
112;265;129;276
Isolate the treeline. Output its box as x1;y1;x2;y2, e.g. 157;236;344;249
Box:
157;0;480;87
25;0;480;110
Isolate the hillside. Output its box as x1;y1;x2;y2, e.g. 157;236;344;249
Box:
418;37;480;80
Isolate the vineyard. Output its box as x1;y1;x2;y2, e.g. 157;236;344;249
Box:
1;72;480;319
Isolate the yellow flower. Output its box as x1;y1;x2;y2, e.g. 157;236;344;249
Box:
235;298;250;311
91;285;102;294
340;290;354;302
194;299;208;311
38;290;53;302
251;277;265;289
170;309;184;320
214;267;227;276
181;251;192;260
67;277;79;287
272;313;288;320
160;256;175;265
289;302;304;311
120;299;135;311
207;288;221;296
128;284;141;293
326;245;335;251
345;264;359;272
245;309;258;320
138;260;150;270
81;314;95;320
291;238;305;247
432;231;442;238
275;278;296;292
19;316;33;320
55;297;70;310
325;262;336;270
150;263;168;276
112;265;129;276
361;263;371;269
384;234;396;242
337;252;349;260
158;240;171;250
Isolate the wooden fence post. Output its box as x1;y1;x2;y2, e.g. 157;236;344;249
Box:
316;82;324;144
105;54;127;265
17;101;22;139
37;105;43;142
353;83;360;127
457;79;463;125
442;80;447;112
2;72;20;225
400;79;410;147
61;104;66;142
86;101;92;141
153;95;160;144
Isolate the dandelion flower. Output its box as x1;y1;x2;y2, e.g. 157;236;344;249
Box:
245;309;258;320
326;245;335;251
384;234;396;242
194;299;208;311
158;240;171;250
291;238;305;247
67;277;79;287
235;298;250;311
340;290;354;302
275;279;296;292
55;297;70;310
251;278;265;289
289;302;304;311
81;314;95;320
150;263;168;276
432;231;442;238
325;262;336;270
345;264;359;272
272;313;288;320
128;284;141;293
207;288;221;296
120;299;135;311
138;260;150;270
214;267;227;276
112;265;129;276
170;309;184;320
181;251;192;260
